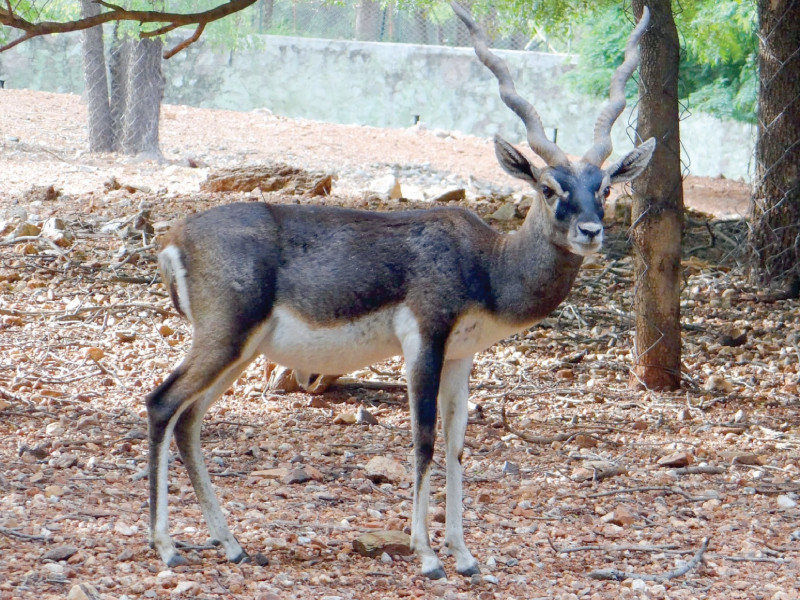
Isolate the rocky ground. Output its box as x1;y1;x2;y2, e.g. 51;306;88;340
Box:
1;90;798;600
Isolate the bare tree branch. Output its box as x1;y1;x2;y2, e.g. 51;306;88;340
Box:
162;23;205;59
588;537;710;582
0;0;256;57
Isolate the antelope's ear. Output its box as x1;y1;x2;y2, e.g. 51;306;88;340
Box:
606;137;656;184
494;135;540;185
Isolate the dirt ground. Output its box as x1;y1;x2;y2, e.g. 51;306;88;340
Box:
1;90;798;600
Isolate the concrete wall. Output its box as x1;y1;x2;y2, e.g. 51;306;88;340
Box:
0;34;754;180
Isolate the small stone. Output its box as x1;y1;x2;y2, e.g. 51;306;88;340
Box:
502;461;519;475
114;522;137;536
380;552;392;563
172;581;200;596
44;485;64;498
41;217;74;247
251;467;289;480
9;221;41;239
574;434;597;449
54;453;78;469
777;495;797;509
432;188;466;203
555;368;574;380
308;397;331;409
115;331;136;343
283;467;311;485
332;413;356;425
482;575;499;584
67;584;100;600
267;365;300;392
657;452;693;468
722;452;765;466
611;504;637;526
364;456;408;484
44;562;65;575
356;406;379;425
353;531;412;558
42;545;79;562
45;422;65;436
488;202;517;221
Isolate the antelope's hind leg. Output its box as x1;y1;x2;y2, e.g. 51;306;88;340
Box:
147;345;260;566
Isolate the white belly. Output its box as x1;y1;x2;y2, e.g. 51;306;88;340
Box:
256;305;402;374
246;304;527;374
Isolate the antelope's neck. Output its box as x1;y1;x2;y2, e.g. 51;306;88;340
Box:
492;213;585;326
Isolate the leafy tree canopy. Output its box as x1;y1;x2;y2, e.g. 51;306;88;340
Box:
403;0;757;123
3;1;757;122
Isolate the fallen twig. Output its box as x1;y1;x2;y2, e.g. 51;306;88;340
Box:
554;542;689;555
670;465;727;475
709;553;790;564
500;405;608;445
573;485;717;502
0;526;49;541
588;537;710;582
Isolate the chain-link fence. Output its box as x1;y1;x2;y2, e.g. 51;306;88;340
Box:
747;1;800;291
255;0;534;50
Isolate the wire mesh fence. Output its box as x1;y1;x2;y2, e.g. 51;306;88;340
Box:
255;0;532;50
747;1;800;291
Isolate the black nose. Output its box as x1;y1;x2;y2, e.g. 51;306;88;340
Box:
578;224;601;239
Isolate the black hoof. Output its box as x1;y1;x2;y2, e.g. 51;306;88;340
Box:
423;566;447;580
166;554;190;568
231;551;250;564
458;564;481;577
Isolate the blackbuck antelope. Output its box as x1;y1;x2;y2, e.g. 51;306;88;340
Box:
146;2;654;579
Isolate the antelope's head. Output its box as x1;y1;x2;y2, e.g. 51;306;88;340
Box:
452;2;655;256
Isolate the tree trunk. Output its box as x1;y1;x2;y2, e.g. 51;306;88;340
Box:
80;0;114;152
355;1;382;41
748;0;800;296
120;38;165;159
629;0;684;390
108;35;131;152
260;0;274;32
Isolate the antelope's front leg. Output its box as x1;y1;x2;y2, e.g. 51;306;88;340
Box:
439;357;480;576
405;337;447;579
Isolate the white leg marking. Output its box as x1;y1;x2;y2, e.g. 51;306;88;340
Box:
159;246;193;323
152;402;192;566
439;357;479;575
173;352;262;562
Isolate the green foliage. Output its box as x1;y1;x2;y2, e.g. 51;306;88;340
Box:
400;0;757;123
568;1;757;123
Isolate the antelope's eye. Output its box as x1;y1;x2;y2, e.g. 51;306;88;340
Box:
541;185;555;199
602;186;611;198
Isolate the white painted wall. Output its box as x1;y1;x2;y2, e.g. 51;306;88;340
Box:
0;34;754;180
